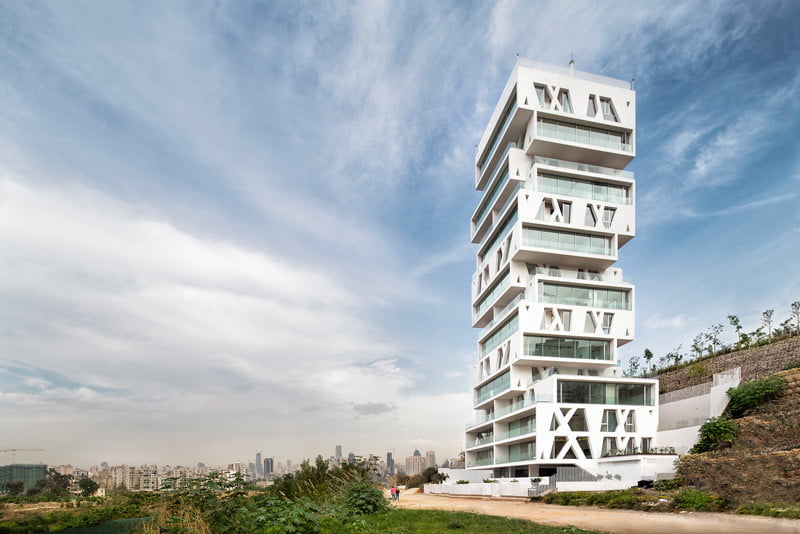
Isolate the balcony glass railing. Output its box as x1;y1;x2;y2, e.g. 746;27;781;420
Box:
474;166;511;230
533;156;634;179
479;101;518;174
474;274;511;319
524;336;612;361
537;172;631;205
494;451;535;463
466;394;552;428
495;424;536;441
475;371;511;404
540;283;631;310
467;456;495;467
467;434;494;448
523;228;612;257
478;293;524;337
537;118;632;152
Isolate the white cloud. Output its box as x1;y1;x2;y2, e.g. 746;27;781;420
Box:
646;314;689;329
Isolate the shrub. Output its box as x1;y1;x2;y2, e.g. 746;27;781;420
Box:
342;479;387;515
690;417;737;453
652;478;682;491
672;489;724;511
688;363;707;380
726;377;786;418
455;480;469;485
736;503;800;519
783;361;800;371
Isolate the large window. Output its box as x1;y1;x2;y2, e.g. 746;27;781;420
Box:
524;335;612;360
537;172;630;205
558;381;653;405
481;313;518;357
523;227;612;256
476;371;510;404
540;283;630;310
537;118;630;152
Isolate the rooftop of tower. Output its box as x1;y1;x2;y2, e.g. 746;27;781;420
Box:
515;58;631;90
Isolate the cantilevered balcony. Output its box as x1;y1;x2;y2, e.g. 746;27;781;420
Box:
525;116;634;168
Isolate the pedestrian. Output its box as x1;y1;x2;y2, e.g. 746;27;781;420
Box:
390;486;396;500
396;486;400;501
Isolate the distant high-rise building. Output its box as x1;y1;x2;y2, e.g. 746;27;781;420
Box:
197;462;205;469
405;455;425;477
425;451;436;469
347;452;356;463
263;458;274;476
255;452;262;476
386;452;394;475
0;464;47;492
413;449;421;457
335;445;342;460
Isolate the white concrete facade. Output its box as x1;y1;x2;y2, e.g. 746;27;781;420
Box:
465;60;663;483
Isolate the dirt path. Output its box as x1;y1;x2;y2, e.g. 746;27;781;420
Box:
389;491;800;534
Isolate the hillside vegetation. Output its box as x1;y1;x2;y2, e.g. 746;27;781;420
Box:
678;367;800;504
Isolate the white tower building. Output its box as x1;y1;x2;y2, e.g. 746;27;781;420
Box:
465;60;660;482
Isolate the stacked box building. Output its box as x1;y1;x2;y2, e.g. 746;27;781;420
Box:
465;60;659;481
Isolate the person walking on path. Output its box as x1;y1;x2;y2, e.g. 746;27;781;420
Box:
396;487;400;501
390;487;396;501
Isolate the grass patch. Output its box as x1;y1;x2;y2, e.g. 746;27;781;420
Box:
671;489;724;512
319;509;604;533
541;489;660;510
736;503;800;519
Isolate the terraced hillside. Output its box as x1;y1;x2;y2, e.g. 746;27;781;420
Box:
677;367;800;504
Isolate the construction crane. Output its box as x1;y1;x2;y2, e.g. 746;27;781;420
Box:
0;449;46;464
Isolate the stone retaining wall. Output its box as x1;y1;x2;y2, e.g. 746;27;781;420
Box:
657;336;800;394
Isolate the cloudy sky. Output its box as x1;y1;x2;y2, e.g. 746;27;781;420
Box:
1;1;799;468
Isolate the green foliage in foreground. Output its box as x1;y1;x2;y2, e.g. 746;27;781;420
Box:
690;417;738;454
318;509;604;534
726;377;786;418
0;505;143;534
541;488;656;510
671;489;725;512
736;503;800;519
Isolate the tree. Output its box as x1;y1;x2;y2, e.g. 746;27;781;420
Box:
763;309;774;342
643;348;654;374
4;480;24;496
626;354;641;377
792;301;800;335
707;323;724;354
692;333;705;359
27;468;72;498
79;477;100;497
728;315;743;347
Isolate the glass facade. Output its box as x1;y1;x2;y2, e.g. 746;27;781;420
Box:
523;227;612;256
540;283;630;310
474;270;510;318
474;166;510;227
479;210;518;263
478;91;517;173
475;371;511;404
558;381;653;405
524;335;612;360
480;312;518;357
537;118;631;152
537;172;630;204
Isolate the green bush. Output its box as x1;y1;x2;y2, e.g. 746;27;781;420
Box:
455;480;470;485
726;377;786;418
736;503;800;519
652;478;682;491
342;479;387;515
690;417;737;453
672;489;724;511
783;361;800;371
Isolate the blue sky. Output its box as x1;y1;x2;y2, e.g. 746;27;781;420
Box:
1;0;798;468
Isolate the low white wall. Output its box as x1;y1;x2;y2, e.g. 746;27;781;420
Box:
437;468;492;484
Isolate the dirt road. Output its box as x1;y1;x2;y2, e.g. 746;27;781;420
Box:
390;490;800;534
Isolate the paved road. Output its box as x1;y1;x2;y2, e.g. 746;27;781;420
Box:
390;491;800;534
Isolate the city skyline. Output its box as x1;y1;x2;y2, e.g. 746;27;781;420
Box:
1;1;799;466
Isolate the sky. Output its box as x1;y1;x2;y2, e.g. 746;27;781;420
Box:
1;0;799;469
